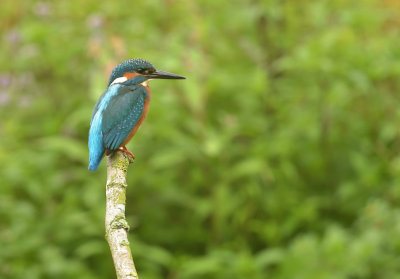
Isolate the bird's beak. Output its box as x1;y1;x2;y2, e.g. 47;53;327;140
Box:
148;70;186;80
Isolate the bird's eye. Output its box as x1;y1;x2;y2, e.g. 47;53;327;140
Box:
137;68;154;75
147;69;156;75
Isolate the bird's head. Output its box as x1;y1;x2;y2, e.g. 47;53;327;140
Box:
107;58;185;87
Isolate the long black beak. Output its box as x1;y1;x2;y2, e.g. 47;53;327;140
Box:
148;70;186;79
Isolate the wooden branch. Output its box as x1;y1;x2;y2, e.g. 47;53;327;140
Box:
105;151;138;279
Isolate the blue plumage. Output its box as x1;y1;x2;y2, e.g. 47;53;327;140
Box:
88;84;147;171
102;86;146;150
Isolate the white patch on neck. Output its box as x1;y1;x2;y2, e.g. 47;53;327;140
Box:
110;76;128;86
141;79;153;87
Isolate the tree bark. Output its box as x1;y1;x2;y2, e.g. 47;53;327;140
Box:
105;151;138;279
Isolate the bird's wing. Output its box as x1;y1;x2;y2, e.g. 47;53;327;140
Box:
101;85;147;150
90;90;107;126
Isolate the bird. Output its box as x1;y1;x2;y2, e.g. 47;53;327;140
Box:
88;58;185;171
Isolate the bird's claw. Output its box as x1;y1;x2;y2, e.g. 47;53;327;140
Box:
118;146;135;159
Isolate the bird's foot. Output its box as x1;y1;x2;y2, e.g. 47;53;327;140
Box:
118;146;135;159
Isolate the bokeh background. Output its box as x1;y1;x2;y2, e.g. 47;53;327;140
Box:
1;0;400;278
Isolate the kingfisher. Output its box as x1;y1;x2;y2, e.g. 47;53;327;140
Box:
88;58;185;171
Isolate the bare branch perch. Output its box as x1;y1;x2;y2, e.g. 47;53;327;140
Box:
105;151;138;279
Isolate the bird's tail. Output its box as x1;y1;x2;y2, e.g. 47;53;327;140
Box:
88;127;105;171
88;149;104;171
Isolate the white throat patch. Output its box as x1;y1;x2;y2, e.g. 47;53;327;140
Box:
140;79;153;87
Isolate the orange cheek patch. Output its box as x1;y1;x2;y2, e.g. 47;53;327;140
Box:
123;72;140;80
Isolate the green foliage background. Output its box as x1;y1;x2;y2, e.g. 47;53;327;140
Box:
1;0;400;278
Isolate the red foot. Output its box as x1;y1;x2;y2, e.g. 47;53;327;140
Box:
118;146;135;159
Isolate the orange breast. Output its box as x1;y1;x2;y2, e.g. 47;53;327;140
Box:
121;85;151;146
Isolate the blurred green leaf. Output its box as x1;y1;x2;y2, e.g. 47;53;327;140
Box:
1;0;400;278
